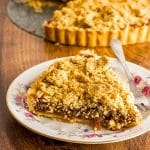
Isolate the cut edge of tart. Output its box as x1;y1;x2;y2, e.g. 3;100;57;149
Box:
43;0;150;47
27;50;142;130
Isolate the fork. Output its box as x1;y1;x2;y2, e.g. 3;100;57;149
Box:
110;39;150;112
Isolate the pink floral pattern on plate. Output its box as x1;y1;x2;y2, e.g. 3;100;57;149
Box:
133;75;150;97
13;84;39;121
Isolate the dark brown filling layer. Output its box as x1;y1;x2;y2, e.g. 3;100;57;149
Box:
34;100;99;119
33;98;137;130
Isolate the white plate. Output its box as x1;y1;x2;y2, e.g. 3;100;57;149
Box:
6;57;150;144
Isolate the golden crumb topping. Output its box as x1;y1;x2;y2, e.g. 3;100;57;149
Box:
47;0;150;31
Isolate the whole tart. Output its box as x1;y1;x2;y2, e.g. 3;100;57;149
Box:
43;0;150;47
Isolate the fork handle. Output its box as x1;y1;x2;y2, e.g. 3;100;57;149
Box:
110;40;133;80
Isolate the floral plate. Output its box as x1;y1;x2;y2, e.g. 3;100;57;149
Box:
6;57;150;144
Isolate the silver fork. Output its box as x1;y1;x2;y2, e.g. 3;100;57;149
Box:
110;39;150;112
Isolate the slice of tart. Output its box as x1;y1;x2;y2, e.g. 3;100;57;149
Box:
43;0;150;47
27;50;142;130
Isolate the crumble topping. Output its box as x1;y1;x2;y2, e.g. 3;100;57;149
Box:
47;0;150;31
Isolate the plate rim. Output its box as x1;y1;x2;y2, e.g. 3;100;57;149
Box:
6;56;150;144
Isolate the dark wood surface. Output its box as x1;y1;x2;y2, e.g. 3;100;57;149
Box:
0;0;150;149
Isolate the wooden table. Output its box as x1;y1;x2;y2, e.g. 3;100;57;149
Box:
0;0;150;149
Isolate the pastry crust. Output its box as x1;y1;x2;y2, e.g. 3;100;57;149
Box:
44;23;150;47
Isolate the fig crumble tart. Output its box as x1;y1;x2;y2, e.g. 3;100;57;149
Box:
27;50;142;130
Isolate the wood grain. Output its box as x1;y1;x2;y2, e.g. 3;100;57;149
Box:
0;0;150;150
